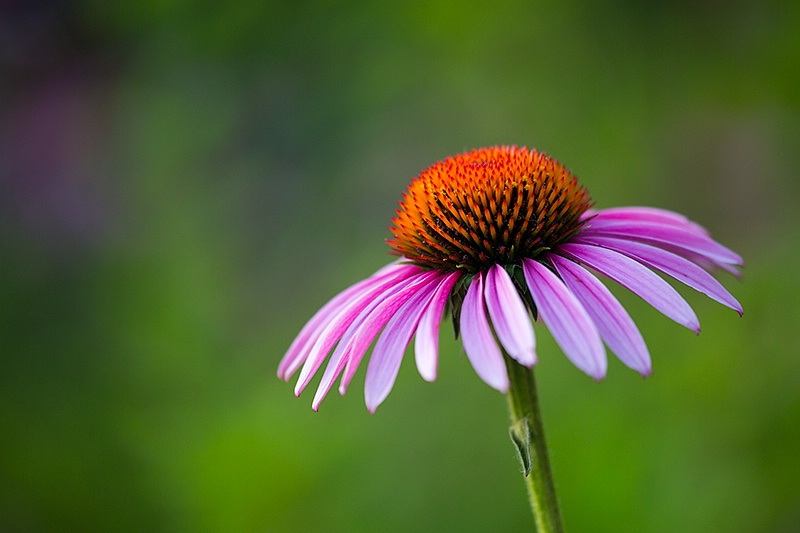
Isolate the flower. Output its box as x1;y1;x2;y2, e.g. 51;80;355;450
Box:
278;146;743;412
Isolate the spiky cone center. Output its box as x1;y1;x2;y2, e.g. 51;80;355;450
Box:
388;146;594;273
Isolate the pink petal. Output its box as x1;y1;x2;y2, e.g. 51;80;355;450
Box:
414;271;461;382
312;269;430;409
278;263;418;380
549;254;651;376
523;259;606;380
660;248;743;279
484;265;536;366
459;272;509;392
337;271;439;396
587;206;710;236
364;274;443;412
576;235;743;315
558;243;701;333
582;220;743;267
278;280;367;380
293;266;421;395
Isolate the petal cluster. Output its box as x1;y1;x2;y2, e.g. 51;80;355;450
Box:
278;261;462;412
278;207;742;412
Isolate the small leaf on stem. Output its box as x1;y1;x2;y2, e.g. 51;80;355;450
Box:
509;417;533;477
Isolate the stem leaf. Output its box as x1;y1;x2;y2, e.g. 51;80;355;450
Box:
509;417;533;477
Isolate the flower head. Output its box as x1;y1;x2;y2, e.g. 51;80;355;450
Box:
278;146;743;412
387;146;592;271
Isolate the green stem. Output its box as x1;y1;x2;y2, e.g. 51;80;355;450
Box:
505;352;564;533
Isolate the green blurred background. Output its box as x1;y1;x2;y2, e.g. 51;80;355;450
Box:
1;1;798;531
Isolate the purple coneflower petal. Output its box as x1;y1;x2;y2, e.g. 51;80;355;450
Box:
582;220;743;267
587;206;710;236
308;335;353;410
414;271;462;382
484;264;537;367
364;275;443;413
337;270;438;394
549;254;651;376
336;271;440;397
523;259;606;380
279;280;367;380
293;265;421;395
460;272;509;392
676;250;743;279
308;279;401;408
309;269;436;410
278;263;417;380
576;235;743;316
558;243;701;333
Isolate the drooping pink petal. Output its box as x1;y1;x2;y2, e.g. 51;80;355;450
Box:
337;271;440;396
292;266;422;395
484;264;536;366
414;271;461;382
586;206;710;236
522;259;606;380
364;274;443;413
558;243;701;333
309;274;414;409
582;220;743;267
319;282;406;400
278;263;418;380
549;254;651;376
460;272;509;392
279;280;368;380
576;235;743;315
668;249;743;279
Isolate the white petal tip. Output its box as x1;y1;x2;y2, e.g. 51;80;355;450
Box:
294;372;316;396
419;371;437;382
588;366;607;381
311;388;326;410
311;394;325;411
485;373;509;394
507;347;537;368
366;401;380;414
278;364;296;381
485;372;510;393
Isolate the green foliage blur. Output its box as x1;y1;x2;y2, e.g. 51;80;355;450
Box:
1;1;798;531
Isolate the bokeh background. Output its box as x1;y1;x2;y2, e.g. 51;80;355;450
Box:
1;1;799;531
